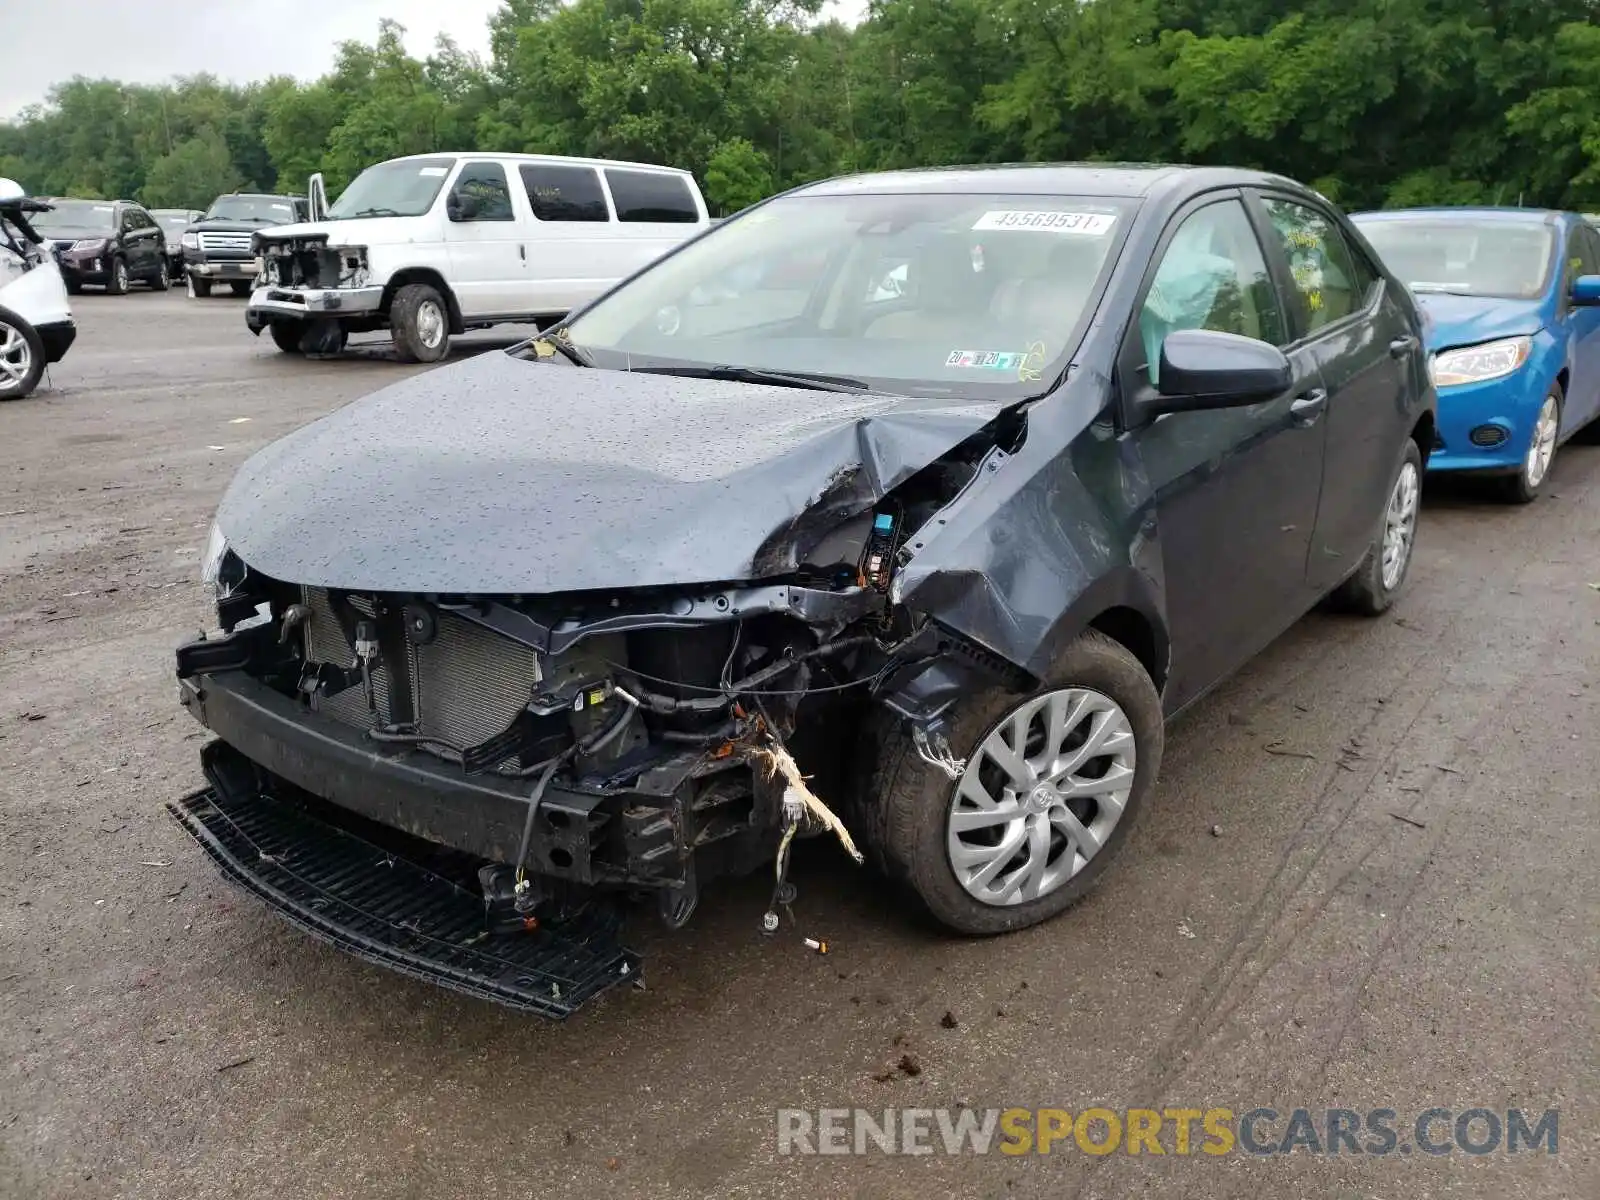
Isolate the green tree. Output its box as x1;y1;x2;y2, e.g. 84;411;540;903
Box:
704;137;774;212
141;127;241;208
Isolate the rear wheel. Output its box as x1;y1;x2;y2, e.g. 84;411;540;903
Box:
389;283;450;363
1496;386;1561;504
0;307;45;400
106;257;128;296
1329;438;1423;615
862;631;1163;935
268;321;307;354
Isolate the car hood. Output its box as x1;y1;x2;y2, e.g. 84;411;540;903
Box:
1414;292;1545;351
37;227;112;243
191;219;284;235
216;352;1008;594
256;217;431;247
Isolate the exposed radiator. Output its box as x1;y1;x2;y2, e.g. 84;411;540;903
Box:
299;589;543;770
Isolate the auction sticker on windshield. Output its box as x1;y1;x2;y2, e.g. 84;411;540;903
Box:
972;211;1116;235
947;350;1025;369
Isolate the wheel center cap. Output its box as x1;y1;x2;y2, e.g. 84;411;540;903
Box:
1027;785;1056;813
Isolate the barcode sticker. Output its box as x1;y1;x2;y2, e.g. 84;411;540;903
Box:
972;210;1116;235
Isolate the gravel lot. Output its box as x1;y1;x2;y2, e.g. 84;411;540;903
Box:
2;291;1597;1199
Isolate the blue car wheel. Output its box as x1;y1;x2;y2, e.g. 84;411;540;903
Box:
1498;383;1562;504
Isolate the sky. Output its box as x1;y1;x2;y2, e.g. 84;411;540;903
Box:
1;0;869;120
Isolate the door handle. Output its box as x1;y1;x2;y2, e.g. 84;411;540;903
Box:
1389;335;1418;358
1290;388;1328;425
519;244;526;262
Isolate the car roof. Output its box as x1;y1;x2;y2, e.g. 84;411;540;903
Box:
384;151;696;178
788;162;1314;201
1352;207;1565;225
216;193;301;201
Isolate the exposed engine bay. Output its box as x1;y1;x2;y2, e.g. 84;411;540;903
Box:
172;410;1030;1011
256;232;370;291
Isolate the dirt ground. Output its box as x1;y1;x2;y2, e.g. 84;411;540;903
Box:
1;291;1596;1200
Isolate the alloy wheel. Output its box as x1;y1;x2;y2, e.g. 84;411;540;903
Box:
1381;459;1420;590
947;688;1137;907
1524;395;1559;489
113;260;128;292
0;322;31;393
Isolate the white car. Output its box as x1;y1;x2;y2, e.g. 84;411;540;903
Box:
0;179;76;401
246;152;711;362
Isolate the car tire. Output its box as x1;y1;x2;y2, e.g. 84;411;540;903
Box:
106;257;129;296
389;283;450;364
0;306;46;400
229;282;251;298
188;276;212;299
860;630;1163;936
1496;384;1562;504
150;261;169;291
1329;438;1423;616
268;321;307;354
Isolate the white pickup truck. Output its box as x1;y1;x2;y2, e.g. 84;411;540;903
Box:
245;153;711;361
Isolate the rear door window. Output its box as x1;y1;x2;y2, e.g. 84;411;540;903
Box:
519;164;609;222
604;170;700;224
1260;198;1363;336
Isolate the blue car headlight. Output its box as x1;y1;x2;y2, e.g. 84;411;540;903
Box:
1429;335;1531;387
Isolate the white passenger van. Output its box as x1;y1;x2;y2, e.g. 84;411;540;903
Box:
245;153;710;361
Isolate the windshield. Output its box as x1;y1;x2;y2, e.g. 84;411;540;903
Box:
30;201;116;232
1355;218;1555;300
326;158;455;220
561;192;1132;395
204;195;299;224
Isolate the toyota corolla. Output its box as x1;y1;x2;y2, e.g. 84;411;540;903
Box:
169;165;1435;1017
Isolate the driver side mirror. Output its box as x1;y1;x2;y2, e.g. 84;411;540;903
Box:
1141;328;1293;419
0;178;24;205
446;191;480;222
1571;274;1600;307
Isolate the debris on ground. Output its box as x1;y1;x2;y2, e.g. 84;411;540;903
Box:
1263;741;1317;760
939;1011;959;1029
216;1055;255;1073
1178;921;1198;940
1389;813;1427;830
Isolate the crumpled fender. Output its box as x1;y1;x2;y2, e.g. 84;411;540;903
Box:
890;369;1169;700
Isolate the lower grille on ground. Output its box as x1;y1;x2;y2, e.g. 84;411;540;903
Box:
165;759;638;1018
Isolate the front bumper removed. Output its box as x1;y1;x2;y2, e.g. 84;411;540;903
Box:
167;739;639;1018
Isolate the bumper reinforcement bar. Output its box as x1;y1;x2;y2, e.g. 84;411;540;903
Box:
165;763;639;1019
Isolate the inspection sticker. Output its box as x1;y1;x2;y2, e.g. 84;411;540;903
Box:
972;210;1116;235
947;350;1023;370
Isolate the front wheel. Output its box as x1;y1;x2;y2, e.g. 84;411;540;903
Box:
188;275;212;299
229;281;251;297
1329;438;1423;616
268;321;307;354
106;257;129;296
0;307;46;400
862;631;1164;935
389;283;450;363
1496;385;1562;504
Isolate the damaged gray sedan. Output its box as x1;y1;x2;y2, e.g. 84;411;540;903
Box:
170;164;1435;1016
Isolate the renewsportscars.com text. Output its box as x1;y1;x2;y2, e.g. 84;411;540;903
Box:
777;1106;1559;1157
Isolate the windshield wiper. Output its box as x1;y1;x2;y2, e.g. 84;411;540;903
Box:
346;207;404;219
631;364;871;393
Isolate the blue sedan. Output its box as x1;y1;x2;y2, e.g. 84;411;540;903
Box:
1352;208;1600;502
